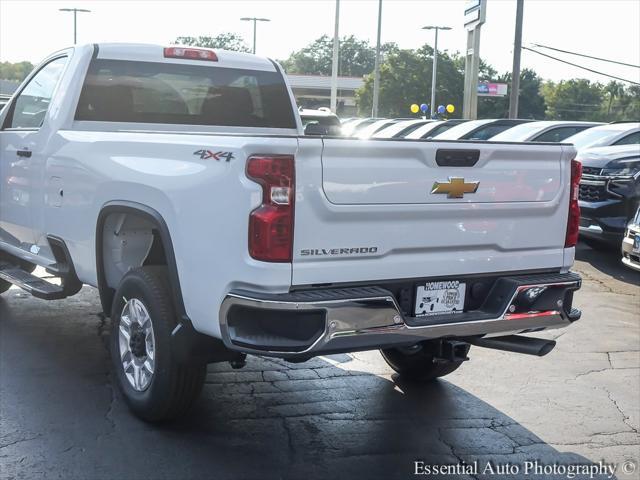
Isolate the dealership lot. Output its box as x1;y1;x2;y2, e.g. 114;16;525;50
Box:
0;242;638;480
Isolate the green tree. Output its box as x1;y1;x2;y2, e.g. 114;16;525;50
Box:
603;80;625;120
0;61;34;82
542;79;604;120
174;33;250;52
280;35;397;77
612;84;640;120
478;69;546;119
356;45;464;118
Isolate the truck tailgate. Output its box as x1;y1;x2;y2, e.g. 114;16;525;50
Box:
292;138;575;286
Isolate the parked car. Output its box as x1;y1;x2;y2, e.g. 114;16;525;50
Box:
299;107;342;135
565;122;640;151
372;119;433;138
621;206;640;271
355;118;403;138
404;119;469;140
432;119;533;141
489;121;602;143
577;145;640;249
341;117;383;136
0;43;582;422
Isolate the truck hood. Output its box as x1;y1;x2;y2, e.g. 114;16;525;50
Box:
578;145;640;168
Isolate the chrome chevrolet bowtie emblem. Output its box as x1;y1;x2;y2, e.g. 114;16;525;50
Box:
431;177;480;198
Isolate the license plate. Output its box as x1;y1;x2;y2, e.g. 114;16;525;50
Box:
633;236;640;253
414;280;466;316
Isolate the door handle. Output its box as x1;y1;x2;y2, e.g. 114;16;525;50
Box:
16;149;32;158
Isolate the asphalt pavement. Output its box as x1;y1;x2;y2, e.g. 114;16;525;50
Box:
1;241;639;480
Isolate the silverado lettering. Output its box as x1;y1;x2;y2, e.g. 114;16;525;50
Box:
300;247;378;256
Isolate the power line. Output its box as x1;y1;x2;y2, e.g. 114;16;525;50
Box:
522;46;640;85
532;43;640;69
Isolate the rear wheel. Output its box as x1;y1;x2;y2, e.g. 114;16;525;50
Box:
110;266;206;422
381;341;470;381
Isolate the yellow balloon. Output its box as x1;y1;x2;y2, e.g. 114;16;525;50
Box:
410;104;420;113
446;104;455;113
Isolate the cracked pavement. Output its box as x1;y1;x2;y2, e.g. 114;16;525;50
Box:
1;242;639;480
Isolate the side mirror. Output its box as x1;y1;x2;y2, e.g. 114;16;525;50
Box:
304;123;329;136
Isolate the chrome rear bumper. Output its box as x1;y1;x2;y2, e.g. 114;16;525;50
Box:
219;272;581;359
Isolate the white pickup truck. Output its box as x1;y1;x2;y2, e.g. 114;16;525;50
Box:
0;44;583;422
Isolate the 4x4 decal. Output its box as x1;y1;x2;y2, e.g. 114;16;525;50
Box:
193;149;235;162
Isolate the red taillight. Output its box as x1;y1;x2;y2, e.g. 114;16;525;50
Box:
247;155;295;262
163;47;218;61
565;159;582;247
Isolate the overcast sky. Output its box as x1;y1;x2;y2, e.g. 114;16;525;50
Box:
1;0;639;84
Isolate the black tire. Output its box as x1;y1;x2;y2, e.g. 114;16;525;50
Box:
380;341;470;381
110;266;206;422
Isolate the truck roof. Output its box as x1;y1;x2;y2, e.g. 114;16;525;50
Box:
92;43;277;72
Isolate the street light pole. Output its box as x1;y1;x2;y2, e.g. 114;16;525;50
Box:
330;0;340;113
59;8;91;44
422;25;451;117
240;17;270;54
371;0;383;117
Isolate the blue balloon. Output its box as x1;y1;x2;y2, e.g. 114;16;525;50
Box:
437;105;446;114
420;103;428;112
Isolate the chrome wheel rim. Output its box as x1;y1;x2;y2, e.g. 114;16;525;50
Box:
118;298;155;391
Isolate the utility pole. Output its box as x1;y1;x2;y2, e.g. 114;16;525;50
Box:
422;26;451;117
59;8;91;44
508;0;524;118
330;0;340;113
371;0;382;117
240;17;270;54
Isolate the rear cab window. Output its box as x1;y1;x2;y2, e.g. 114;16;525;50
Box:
75;59;296;129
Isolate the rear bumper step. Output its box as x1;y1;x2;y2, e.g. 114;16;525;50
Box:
466;335;556;357
219;272;581;359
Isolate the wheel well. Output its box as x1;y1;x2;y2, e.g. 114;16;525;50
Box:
101;212;166;289
97;205;178;317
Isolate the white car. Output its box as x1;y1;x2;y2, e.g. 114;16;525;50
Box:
0;43;582;422
564;122;640;151
298;107;342;135
433;119;532;141
341;117;382;136
489;121;602;143
621;207;640;271
372;119;433;139
355;118;401;138
404;119;469;140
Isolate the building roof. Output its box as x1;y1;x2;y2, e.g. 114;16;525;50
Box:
286;74;364;91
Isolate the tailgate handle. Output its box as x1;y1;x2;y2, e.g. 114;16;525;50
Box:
435;149;479;167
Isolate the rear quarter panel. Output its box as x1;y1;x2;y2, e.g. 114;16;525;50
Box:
45;130;301;338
